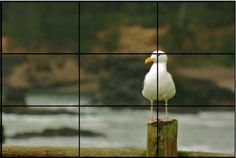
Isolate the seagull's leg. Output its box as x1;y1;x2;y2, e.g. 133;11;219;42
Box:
159;100;172;122
165;99;172;121
165;99;168;119
149;100;154;122
151;100;153;121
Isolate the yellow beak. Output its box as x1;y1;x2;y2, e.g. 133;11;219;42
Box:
145;57;154;64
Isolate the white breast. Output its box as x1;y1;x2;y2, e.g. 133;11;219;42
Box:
142;64;157;101
158;68;176;100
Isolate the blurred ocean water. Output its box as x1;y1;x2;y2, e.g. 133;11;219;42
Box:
2;95;234;154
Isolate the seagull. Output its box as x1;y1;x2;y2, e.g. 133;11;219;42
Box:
142;51;157;123
158;50;176;121
142;50;176;122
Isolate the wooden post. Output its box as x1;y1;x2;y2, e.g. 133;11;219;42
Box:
158;119;178;157
146;121;157;157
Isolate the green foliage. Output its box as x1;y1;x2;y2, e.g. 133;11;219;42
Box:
3;2;79;52
159;2;234;27
158;2;235;53
80;2;157;52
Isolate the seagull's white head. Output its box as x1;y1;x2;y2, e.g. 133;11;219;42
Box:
145;50;157;64
158;50;168;63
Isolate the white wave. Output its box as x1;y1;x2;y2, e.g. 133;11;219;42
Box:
2;113;78;137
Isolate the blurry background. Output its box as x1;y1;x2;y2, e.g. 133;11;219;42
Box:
2;54;79;146
2;2;79;105
2;107;79;147
2;55;79;105
158;2;234;53
2;2;79;53
1;2;79;148
80;54;149;105
80;2;157;53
